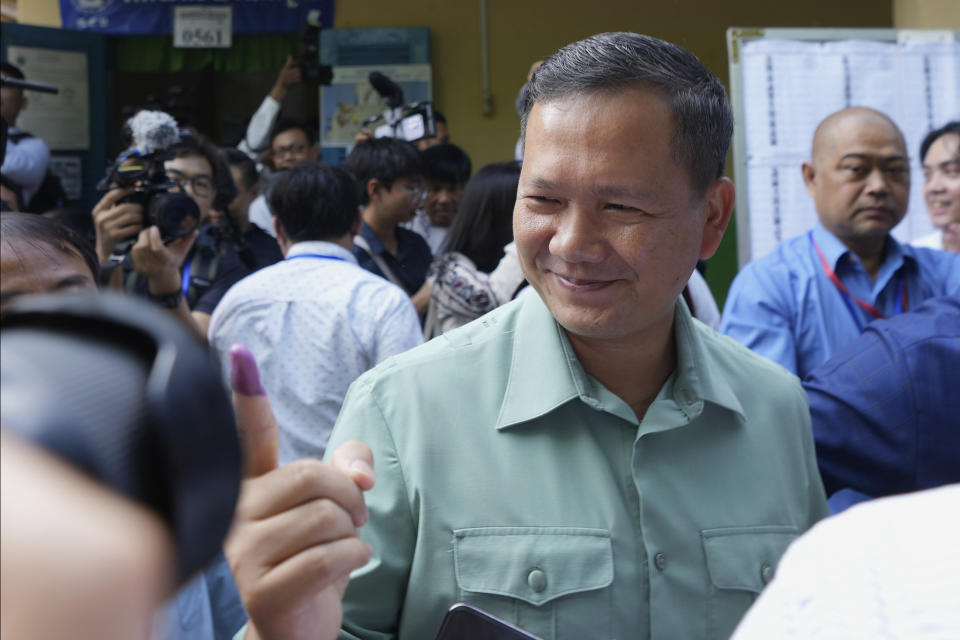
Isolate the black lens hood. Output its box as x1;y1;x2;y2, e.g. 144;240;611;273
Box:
1;292;242;582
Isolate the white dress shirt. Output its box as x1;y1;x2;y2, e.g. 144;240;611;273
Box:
912;230;943;250
731;484;960;640
2;127;50;205
247;193;275;237
208;240;423;462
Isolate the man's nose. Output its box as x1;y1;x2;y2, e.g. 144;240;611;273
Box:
864;167;890;196
548;205;605;263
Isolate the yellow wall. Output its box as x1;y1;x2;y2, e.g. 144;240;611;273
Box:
15;0;59;27
336;0;893;169
13;0;895;167
894;0;960;28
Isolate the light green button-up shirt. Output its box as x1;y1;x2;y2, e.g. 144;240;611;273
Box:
326;290;828;640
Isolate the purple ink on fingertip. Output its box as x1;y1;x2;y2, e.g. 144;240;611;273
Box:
229;343;266;396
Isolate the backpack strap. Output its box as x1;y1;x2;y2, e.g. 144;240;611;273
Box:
354;235;405;290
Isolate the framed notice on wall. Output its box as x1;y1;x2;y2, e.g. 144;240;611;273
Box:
6;46;90;150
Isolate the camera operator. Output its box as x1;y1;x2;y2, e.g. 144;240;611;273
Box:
237;56;302;164
92;119;251;337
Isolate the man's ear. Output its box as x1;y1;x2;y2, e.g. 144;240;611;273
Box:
366;178;382;203
307;145;319;162
801;162;817;198
698;177;735;261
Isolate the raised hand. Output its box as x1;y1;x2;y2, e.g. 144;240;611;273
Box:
224;344;375;640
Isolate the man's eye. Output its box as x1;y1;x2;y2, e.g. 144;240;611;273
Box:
606;203;638;212
843;165;869;175
885;166;908;174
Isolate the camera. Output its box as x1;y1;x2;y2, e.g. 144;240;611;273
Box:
363;71;437;143
298;9;333;85
101;149;200;245
97;111;201;251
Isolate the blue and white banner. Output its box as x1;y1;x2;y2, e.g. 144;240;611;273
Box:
60;0;333;35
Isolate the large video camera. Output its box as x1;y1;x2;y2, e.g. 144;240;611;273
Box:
297;9;333;85
362;71;437;143
98;111;201;254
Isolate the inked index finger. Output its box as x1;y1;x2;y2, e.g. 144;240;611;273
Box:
229;344;278;478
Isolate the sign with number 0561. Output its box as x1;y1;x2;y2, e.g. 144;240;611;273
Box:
173;6;233;49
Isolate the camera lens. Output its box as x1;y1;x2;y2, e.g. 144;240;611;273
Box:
148;192;200;242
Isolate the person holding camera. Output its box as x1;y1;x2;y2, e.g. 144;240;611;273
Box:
92;124;250;337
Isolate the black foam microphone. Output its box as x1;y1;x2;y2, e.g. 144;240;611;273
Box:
369;71;404;109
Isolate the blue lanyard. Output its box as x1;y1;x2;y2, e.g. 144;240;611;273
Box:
285;253;347;262
181;255;192;297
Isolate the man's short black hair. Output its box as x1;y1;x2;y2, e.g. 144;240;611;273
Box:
345;138;421;206
268;161;359;243
0;211;99;282
221;147;259;190
0;62;25;81
270;117;316;146
920;121;960;163
421;143;471;187
521;32;733;197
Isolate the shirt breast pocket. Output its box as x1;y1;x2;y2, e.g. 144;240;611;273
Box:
453;527;614;640
701;525;798;639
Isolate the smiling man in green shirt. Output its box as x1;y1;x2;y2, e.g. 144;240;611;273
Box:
227;32;828;640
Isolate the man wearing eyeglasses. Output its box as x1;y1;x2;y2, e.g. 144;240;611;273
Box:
92;140;251;337
247;118;319;238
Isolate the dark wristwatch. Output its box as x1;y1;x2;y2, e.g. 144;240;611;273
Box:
149;289;184;309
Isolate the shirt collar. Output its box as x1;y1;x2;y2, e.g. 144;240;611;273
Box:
811;222;852;269
812;222;916;282
359;222;387;255
495;292;745;430
286;240;357;264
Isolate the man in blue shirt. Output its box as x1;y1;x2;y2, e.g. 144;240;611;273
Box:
804;296;960;503
721;107;960;378
346;138;432;316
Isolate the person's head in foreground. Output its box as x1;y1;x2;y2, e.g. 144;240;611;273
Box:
1;212;98;314
516;31;735;348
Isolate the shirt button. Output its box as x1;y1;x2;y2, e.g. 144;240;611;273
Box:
654;552;667;571
760;563;774;584
528;568;547;593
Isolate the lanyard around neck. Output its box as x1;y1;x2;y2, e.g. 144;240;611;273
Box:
809;232;907;332
285;253;347;262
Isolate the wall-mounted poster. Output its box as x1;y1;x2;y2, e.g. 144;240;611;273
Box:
321;64;432;148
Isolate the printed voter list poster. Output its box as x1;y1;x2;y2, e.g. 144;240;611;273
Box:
6;46;90;150
320;65;432;148
739;36;960;260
